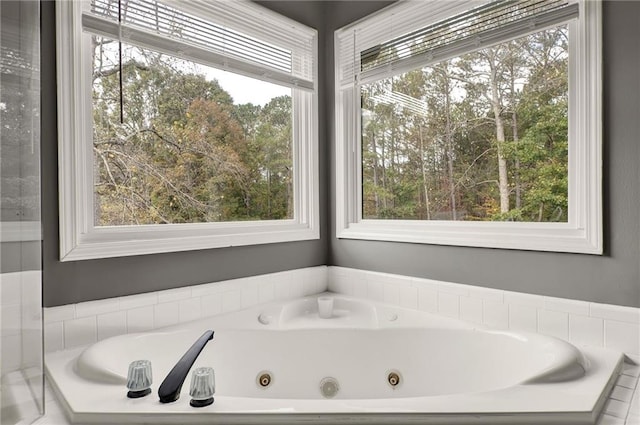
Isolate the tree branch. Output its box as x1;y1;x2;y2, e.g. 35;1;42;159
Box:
93;60;150;79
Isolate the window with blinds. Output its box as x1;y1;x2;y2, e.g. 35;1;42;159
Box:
334;0;602;254
56;0;319;260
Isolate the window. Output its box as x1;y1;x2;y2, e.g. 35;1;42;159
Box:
335;0;601;254
57;0;318;260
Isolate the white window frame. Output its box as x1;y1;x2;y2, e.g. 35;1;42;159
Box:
56;0;319;261
335;0;602;254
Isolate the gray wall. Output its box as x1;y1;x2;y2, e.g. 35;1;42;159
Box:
327;1;640;308
41;1;329;307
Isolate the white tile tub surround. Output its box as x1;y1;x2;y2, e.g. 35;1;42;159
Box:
1;271;42;373
597;356;640;425
44;266;327;352
328;267;640;357
37;266;639;425
37;288;640;425
46;264;638;357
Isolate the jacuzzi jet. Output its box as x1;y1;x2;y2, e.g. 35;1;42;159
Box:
257;371;272;388
387;371;401;388
319;377;339;398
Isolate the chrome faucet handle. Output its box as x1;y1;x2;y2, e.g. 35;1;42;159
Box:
127;360;152;398
189;367;215;407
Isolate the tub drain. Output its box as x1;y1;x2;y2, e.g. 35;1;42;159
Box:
319;377;339;398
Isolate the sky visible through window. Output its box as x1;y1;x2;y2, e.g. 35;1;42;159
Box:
94;39;290;106
201;67;290;107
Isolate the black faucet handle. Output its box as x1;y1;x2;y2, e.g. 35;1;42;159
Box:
158;330;214;403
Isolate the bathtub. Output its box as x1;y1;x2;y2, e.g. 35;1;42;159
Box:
46;294;623;424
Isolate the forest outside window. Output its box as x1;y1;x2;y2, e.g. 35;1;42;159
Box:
57;0;318;260
335;0;602;254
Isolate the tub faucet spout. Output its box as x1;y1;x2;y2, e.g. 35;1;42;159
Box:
158;330;214;403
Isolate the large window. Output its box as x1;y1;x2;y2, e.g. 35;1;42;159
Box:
57;0;318;260
335;0;601;253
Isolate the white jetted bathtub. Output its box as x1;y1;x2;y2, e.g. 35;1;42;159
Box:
46;294;623;424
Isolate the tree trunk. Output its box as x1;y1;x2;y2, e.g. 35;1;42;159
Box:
380;127;387;211
443;69;457;220
371;128;380;216
488;52;510;214
510;61;521;210
418;124;431;220
267;169;271;219
538;202;544;222
390;121;397;211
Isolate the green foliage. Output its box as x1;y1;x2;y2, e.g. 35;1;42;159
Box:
92;41;293;225
361;25;569;223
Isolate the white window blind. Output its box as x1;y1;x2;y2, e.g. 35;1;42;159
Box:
336;1;473;90
337;0;578;87
81;0;316;91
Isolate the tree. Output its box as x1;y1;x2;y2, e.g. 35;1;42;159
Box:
91;38;294;225
360;25;570;223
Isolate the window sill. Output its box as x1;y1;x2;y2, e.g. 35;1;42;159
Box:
337;220;602;255
61;221;319;261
